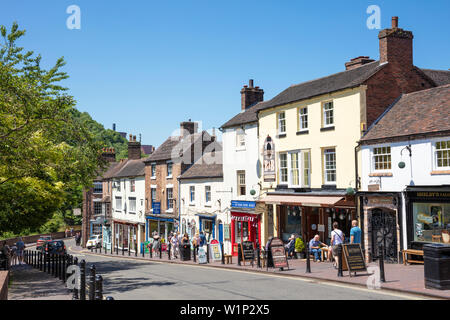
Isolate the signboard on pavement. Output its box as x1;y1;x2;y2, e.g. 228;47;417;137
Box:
342;244;366;276
240;241;255;266
269;237;289;269
198;247;207;264
210;242;222;262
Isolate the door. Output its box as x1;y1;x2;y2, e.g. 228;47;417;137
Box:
371;208;398;263
218;222;223;243
305;207;320;243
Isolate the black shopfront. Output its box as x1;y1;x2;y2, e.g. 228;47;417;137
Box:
405;186;450;250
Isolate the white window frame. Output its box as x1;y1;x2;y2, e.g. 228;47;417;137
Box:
323;101;334;128
166;161;173;178
115;196;122;212
298;106;308;131
434;139;450;170
166;188;174;211
130;179;135;193
279;152;288;184
372;145;392;172
280;150;311;188
236;128;246;149
151;163;156;179
237;170;246;196
205;185;211;205
150;186;157;212
323;148;336;184
190;186;195;204
302;150;311;187
278;112;286;135
128;197;137;214
289;151;300;187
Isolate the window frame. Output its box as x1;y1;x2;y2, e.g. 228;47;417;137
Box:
434;139;450;170
372;145;392;172
128;197;137;214
323;148;337;184
93;202;102;215
151;163;156;179
322;101;334;128
237;170;246;197
298;106;308;131
166;162;173;178
205;185;211;205
93;182;103;194
130;179;136;193
166;187;174;211
189;186;195;204
277;112;286;135
236;128;246;149
115;196;122;212
278;152;288;184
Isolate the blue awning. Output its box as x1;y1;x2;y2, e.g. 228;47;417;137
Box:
195;213;217;220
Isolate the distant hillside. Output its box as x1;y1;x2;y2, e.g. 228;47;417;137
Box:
70;108;129;160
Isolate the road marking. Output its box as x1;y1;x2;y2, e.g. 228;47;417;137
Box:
75;251;431;300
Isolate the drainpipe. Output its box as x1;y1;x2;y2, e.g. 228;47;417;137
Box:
354;142;361;191
178;176;181;233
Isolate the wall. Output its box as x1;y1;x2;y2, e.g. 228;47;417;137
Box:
258;87;363;190
0;271;8;300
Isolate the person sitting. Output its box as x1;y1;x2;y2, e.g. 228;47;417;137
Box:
309;234;326;262
284;234;296;259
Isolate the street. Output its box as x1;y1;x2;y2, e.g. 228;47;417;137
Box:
65;240;425;300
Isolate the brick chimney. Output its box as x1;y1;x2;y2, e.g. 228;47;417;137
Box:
241;79;264;111
128;134;141;160
379;16;413;67
345;56;375;70
101;147;116;162
180;120;198;137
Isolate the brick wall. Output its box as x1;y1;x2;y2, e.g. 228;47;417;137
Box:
0;271;8;300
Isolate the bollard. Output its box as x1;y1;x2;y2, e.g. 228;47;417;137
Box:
99;243;102;254
62;254;67;283
256;242;261;268
168;242;171;260
88;264;96;300
91;246;93;253
306;246;311;273
52;254;56;277
193;245;196;263
32;251;35;268
95;275;103;300
238;245;241;266
47;253;51;274
110;242;113;255
221;243;225;265
135;240;138;257
337;244;343;277
57;254;61;279
122;243;124;256
128;241;130;256
106;296;114;300
95;245;97;254
43;252;47;273
379;244;386;282
159;243;162;259
149;244;153;258
80;259;86;300
206;244;209;264
72;257;79;300
142;243;145;258
40;251;43;271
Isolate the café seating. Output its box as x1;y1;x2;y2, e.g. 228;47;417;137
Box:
442;231;450;244
432;234;442;243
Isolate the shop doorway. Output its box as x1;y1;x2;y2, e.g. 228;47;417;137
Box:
304;207;320;243
371;208;398;263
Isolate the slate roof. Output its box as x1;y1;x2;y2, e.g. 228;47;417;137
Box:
141;145;154;155
421;69;450;86
94;161;121;181
144;131;213;162
101;158;145;179
221;100;271;129
179;151;223;180
360;84;450;143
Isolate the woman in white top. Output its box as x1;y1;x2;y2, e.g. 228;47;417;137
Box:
329;222;345;268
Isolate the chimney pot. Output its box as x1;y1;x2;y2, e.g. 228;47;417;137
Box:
249;79;254;88
392;16;398;28
240;79;264;110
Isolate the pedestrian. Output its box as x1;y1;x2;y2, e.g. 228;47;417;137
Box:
199;231;206;248
152;231;160;256
265;236;274;268
284;234;296;259
308;234;326;262
1;241;10;269
65;228;69;238
171;232;179;259
70;227;74;237
329;222;345;268
15;237;25;265
75;232;81;246
350;220;362;244
10;245;17;266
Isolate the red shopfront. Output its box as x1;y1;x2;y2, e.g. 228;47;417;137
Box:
231;212;261;256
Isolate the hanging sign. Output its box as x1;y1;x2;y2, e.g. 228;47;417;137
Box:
263;135;276;182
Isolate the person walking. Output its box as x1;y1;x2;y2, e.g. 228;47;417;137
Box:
15;237;25;265
171;232;179;259
70;227;74;237
199;231;206;248
152;231;161;256
329;222;345;268
1;241;10;269
65;228;69;238
350;220;362;244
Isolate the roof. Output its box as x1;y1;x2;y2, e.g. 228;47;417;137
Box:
360;84;450;143
102;158;145;179
221;100;271;129
145;131;213;162
94;161;121;180
179;151;223;180
421;69;450;86
141;145;154;155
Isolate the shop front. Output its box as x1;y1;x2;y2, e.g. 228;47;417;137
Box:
230;201;261;256
145;214;176;244
196;213;216;242
405;186;450;250
260;193;356;246
113;220;138;252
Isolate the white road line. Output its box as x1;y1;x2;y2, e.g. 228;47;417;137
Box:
76;251;431;300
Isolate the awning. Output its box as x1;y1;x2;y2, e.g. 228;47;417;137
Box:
195;212;217;219
258;194;344;207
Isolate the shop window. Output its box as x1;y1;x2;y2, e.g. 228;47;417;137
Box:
413;203;450;243
435;140;450;169
373;146;391;170
323;148;336;184
237;170;246;196
203;220;213;237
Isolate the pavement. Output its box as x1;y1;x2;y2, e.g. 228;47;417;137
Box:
7;264;72;300
70;241;450;300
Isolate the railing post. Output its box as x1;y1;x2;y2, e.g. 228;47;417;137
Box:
159;242;162;259
337;244;343;277
306;246;311;273
256;242;261;268
379;244;386;283
62;254;67;283
47;253;51;274
149;243;153;258
128;240;130;256
168;242;171;260
206;244;210;264
57;254;61;280
32;251;35;268
72;257;79;300
43;252;47;273
193;245;196;263
80;260;86;300
52;254;56;276
88;264;96;301
238;245;241;266
135;240;138;257
221;242;225;265
95;275;103;300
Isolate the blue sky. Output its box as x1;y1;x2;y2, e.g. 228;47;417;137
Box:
2;0;449;147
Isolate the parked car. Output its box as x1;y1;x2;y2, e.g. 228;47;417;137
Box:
41;240;66;255
86;235;102;249
36;235;52;250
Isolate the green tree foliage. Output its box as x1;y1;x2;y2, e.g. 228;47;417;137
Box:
0;22;121;236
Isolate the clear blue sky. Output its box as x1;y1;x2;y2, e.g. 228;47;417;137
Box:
2;0;449;147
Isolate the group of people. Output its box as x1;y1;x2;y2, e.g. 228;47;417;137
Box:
308;220;362;268
0;237;25;268
147;231;209;259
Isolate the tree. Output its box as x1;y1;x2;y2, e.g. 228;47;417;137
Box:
0;22;105;235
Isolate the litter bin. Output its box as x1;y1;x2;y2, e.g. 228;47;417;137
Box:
423;243;450;290
180;244;191;261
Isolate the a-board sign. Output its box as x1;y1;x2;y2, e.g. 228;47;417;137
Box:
240;241;255;266
342;243;366;276
210;243;222;262
197;247;207;264
269;237;288;269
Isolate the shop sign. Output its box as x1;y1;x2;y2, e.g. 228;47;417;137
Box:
263;136;276;182
239;241;255;266
367;197;393;206
413;192;450;199
342;244;367;276
197;247;207;264
152;202;161;214
231;215;256;222
269;237;288;269
231;201;256;209
224;224;231;240
210;242;222;262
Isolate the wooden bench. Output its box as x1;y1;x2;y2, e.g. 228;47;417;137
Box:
224;254;233;264
402;249;424;265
